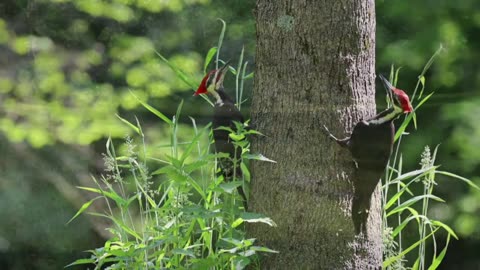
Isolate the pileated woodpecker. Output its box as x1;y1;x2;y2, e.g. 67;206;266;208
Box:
324;74;413;235
194;63;247;208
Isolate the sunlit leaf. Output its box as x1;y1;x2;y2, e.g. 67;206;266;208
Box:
116;114;140;134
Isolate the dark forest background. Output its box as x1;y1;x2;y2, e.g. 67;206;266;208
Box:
0;0;479;269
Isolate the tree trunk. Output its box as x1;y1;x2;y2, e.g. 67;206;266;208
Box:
249;1;381;268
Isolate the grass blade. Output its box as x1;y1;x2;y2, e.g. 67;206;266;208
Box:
428;234;450;270
204;47;218;73
116;114;140;134
215;18;226;70
67;196;102;224
129;90;173;125
436;170;480;190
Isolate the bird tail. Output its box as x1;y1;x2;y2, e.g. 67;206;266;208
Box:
351;192;371;235
351;168;383;235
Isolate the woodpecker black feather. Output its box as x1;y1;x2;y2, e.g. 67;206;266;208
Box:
324;74;413;234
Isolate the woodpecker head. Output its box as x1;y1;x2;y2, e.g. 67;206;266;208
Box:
379;74;413;113
194;62;229;96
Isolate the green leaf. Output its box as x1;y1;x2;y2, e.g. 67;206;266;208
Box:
220;237;242;247
238;60;249;110
383;228;439;268
395;92;434;141
436;170;480;190
394;67;402;86
215;19;226;70
420;45;443;77
134;116;144;137
215;126;234;133
110;216;143;240
428;233;450;270
388;65;395;83
154;50;196;88
229;133;245;141
219;181;243;194
245;129;264;136
180;125;209;164
130;90;173;125
183;160;209;174
413;258;420;270
77;185;126;208
125;193;139;208
153;165;206;199
232;256;250;270
116;114;140;134
203;47;218;73
65;258;95;267
431;220;458;240
67;196;102;224
392;214;426;237
385;187;408;210
155;50;214;106
232;218;244;228
172;248;196;258
235;46;245;107
388;166;438;185
244;72;254;79
228;66;237;75
240;162;251;183
387;194;444;217
418;75;426;99
175;99;184;123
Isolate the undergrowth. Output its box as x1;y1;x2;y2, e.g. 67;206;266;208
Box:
67;20;276;269
382;46;480;269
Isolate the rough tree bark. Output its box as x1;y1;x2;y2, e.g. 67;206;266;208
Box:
249;1;381;269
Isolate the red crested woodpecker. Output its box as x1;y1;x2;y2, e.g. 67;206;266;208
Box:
324;74;413;234
195;63;247;208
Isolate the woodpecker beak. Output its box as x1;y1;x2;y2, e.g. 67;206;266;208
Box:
378;74;413;113
214;61;230;89
379;74;395;104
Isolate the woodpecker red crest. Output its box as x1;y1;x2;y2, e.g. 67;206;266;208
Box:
392;88;413;113
194;69;217;96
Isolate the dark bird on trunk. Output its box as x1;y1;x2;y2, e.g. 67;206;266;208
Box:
324;74;413;235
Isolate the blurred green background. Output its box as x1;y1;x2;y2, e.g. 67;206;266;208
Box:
0;0;478;269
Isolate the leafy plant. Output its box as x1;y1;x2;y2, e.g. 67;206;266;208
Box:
68;20;276;269
382;47;480;269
